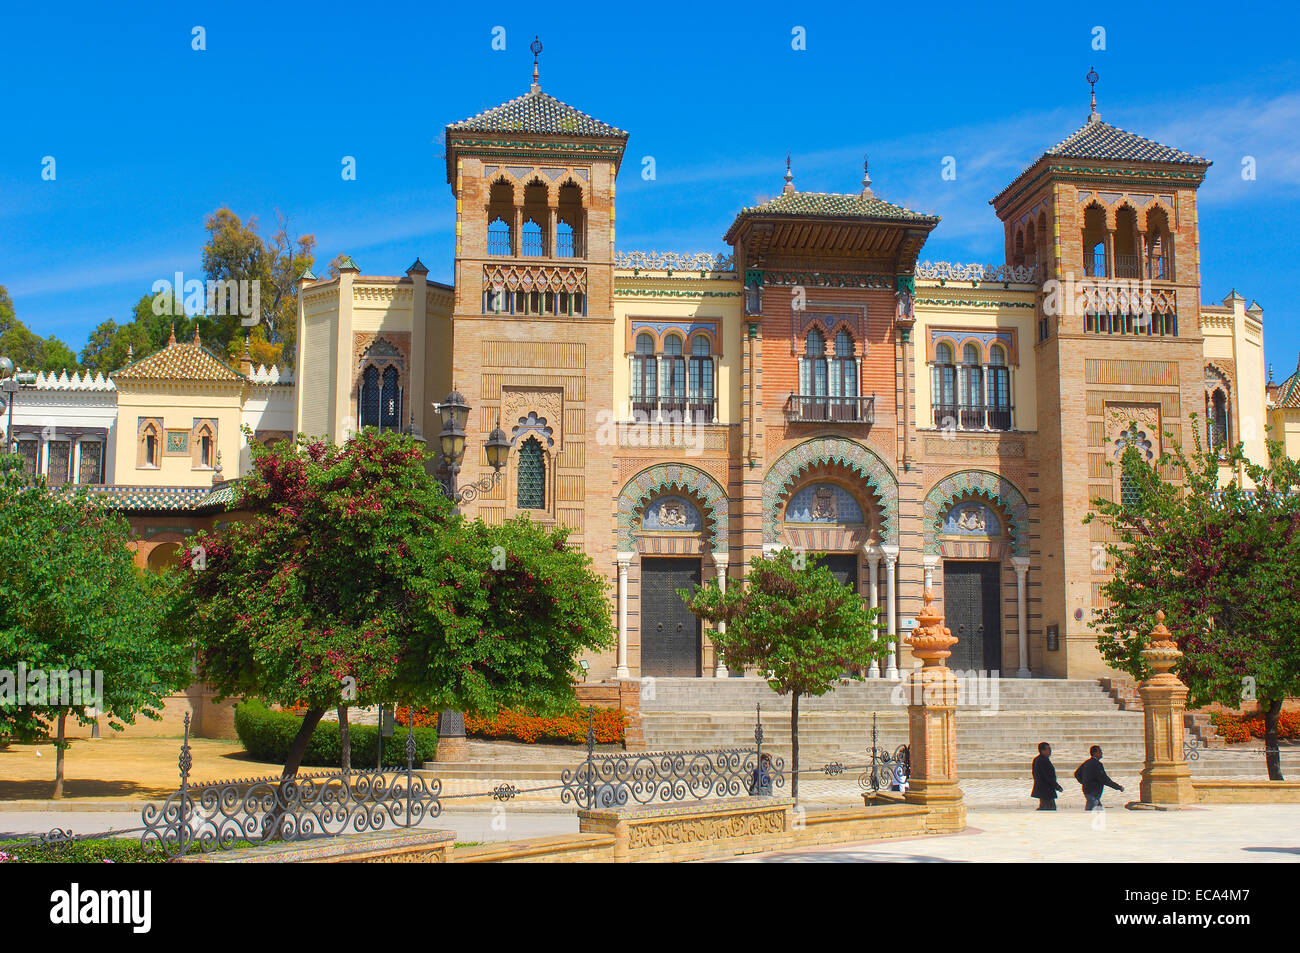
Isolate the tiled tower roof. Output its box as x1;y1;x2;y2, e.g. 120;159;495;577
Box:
447;88;627;139
735;190;939;224
1045;117;1209;165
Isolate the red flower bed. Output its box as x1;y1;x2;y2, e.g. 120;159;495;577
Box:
1210;710;1300;744
396;705;625;745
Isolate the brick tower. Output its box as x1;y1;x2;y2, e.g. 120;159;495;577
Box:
443;39;627;607
991;71;1211;676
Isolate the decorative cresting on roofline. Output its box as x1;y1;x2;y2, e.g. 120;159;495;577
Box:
614;251;735;272
916;261;1038;284
922;470;1030;558
618;464;729;554
762;437;898;545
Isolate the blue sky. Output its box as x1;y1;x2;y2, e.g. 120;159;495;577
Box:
3;1;1298;372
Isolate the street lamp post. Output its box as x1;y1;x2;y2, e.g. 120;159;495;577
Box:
0;356;38;456
432;388;510;763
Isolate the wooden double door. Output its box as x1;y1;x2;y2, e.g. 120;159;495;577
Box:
942;560;1002;673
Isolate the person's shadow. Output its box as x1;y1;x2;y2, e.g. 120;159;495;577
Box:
1242;846;1300;855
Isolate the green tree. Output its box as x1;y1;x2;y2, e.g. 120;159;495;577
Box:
682;549;890;799
0;455;192;796
1087;421;1300;780
168;428;612;779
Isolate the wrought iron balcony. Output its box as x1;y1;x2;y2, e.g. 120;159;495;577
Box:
932;402;1014;431
784;394;874;425
629;397;717;424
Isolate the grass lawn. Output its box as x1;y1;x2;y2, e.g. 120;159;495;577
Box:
0;736;285;801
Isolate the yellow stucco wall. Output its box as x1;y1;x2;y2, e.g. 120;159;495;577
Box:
113;382;244;486
913;282;1039;433
612;270;744;424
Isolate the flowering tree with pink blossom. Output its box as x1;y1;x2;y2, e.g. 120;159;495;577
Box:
1087;421;1300;780
169;429;612;778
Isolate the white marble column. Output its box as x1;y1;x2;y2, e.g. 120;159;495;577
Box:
865;544;881;678
1013;555;1031;678
615;552;632;679
882;543;899;678
923;553;939;592
713;554;729;678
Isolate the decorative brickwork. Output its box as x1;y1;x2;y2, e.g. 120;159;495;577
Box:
762;437;898;545
922;470;1030;557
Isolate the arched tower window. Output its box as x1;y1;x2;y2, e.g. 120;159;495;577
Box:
831;329;858;420
517;436;546;510
522;179;548;256
1082;203;1109;278
487;179;515;256
380;366;401;430
1146;206;1173;280
556;181;584;258
960;343;984;428
931;342;957;427
360;365;380;428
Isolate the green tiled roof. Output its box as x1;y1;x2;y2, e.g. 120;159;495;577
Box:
447;88;626;139
734;191;939;224
1276;361;1300;409
69;481;244;513
1046;117;1209;165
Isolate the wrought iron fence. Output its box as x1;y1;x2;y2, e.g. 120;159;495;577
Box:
561;704;786;809
803;712;910;796
138;714;442;860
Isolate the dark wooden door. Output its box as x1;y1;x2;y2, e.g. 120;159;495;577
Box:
641;558;702;677
942;561;1002;673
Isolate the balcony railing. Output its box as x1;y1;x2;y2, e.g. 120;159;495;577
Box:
933;403;1014;431
629;397;717;424
785;394;875;425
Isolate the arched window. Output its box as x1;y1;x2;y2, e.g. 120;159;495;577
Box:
380;366;401;430
1209;390;1229;451
987;345;1012;430
139;419;161;469
633;332;657;418
799;328;828;420
830;329;858;420
556;180;584;258
1146;207;1173;280
931;342;957;427
1082;203;1108;277
960;343;984;428
517;436;546;510
487;179;515;256
661;334;686;418
192;421;217;469
688;334;714;421
1013;229;1025;267
360;365;380;428
1115;427;1155;508
556;221;575;258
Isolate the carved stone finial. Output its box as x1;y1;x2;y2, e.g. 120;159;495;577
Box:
1141;608;1183;678
783;152;794;194
168;324;176;345
908;587;957;667
861;154;873;198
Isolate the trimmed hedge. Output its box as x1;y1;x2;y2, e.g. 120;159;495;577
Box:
1210;709;1300;744
234;700;438;769
0;838;166;864
398;704;626;745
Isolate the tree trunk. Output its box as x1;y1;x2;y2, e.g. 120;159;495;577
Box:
790;691;800;802
263;707;326;842
52;711;66;799
283;707;326;779
1264;698;1284;781
337;705;351;775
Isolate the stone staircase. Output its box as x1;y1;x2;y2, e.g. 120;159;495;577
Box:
419;678;1292;781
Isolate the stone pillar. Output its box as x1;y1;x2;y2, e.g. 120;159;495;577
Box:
882;544;899;678
900;589;966;833
1137;610;1196;806
713;554;729;678
864;545;881;678
1012;556;1030;678
615;552;632;679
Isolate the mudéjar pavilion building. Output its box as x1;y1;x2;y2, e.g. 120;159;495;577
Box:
28;54;1268;686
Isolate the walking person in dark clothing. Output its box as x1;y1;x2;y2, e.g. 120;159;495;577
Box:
1074;745;1124;810
1031;742;1063;810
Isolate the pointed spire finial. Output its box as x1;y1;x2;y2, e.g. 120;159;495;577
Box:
861;154;873;198
530;36;543;91
168;324;176;345
782;152;794;194
1086;66;1100;122
192;324;201;345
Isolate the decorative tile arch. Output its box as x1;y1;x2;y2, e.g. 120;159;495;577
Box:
923;470;1030;558
618;463;729;554
762;437;898;545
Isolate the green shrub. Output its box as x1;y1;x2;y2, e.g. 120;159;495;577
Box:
233;700;437;770
0;838;166;864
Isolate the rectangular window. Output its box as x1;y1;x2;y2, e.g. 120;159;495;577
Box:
46;440;71;486
17;438;39;479
78;441;104;484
